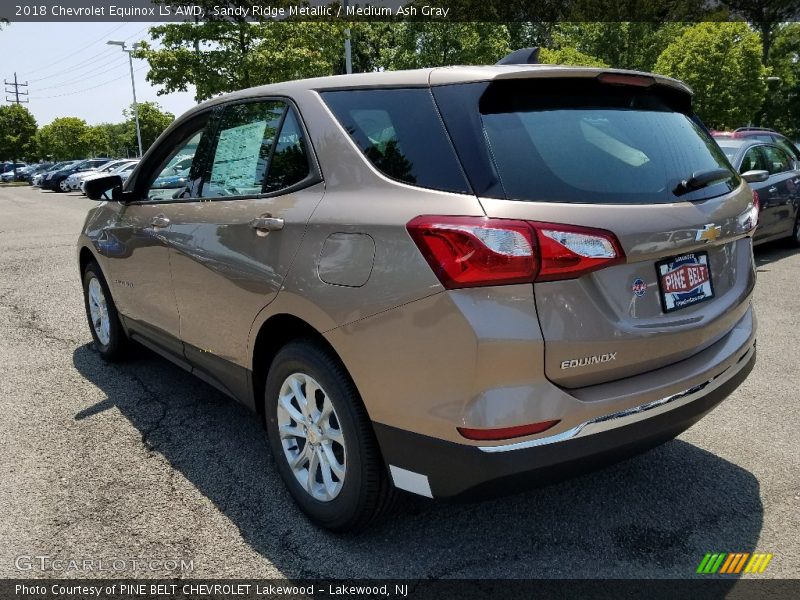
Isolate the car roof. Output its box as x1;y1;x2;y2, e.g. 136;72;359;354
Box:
183;65;692;119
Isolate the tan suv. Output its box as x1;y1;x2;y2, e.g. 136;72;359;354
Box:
79;64;757;531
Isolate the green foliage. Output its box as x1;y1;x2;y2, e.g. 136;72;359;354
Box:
34;117;89;161
33;103;174;160
0;104;38;161
124;101;175;151
136;21;351;101
654;22;767;129
760;23;800;138
551;23;690;72
538;47;608;68
382;22;511;69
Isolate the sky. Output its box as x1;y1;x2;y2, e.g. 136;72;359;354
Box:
0;22;198;126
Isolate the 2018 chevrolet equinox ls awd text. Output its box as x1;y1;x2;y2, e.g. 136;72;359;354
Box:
78;62;758;531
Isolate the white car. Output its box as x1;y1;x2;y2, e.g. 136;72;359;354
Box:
80;160;139;193
67;159;124;191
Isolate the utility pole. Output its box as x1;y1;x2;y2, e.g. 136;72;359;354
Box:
4;72;29;104
108;40;144;157
343;0;352;74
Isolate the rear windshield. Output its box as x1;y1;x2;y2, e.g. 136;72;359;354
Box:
433;78;739;204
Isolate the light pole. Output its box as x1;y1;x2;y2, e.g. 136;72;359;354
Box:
108;40;143;157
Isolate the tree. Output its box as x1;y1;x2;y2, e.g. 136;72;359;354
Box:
551;23;690;72
124;102;174;153
382;23;511;69
725;0;798;65
654;22;766;129
760;22;800;137
0;104;37;163
539;47;608;68
79;125;112;158
34;117;89;161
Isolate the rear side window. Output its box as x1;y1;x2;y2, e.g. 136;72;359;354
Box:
761;145;793;174
433;79;738;204
321;89;470;194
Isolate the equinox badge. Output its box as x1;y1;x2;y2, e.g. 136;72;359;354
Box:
561;352;618;369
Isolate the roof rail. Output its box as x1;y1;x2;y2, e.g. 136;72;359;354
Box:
496;47;540;66
734;127;776;133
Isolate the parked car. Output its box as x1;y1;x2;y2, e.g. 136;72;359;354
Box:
43;158;111;192
79;62;757;531
713;127;800;162
16;162;54;183
716;138;800;246
0;162;27;180
80;160;139;193
67;159;129;191
35;161;78;187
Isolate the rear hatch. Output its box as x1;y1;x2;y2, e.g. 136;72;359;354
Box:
432;72;757;388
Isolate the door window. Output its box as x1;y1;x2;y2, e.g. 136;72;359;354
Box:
761;145;793;175
201;100;312;198
740;147;768;173
146;129;207;201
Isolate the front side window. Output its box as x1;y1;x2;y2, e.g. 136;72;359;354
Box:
740;147;768;173
201;101;285;198
201;100;314;198
147;129;206;201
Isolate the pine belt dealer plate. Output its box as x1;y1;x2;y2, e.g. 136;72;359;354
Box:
656;251;714;313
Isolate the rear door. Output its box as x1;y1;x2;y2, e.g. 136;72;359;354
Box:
166;99;324;390
433;75;756;388
759;144;799;239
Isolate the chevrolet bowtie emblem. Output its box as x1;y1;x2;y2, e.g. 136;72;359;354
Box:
696;224;722;243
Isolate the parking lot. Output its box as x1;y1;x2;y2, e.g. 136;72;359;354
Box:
0;183;798;579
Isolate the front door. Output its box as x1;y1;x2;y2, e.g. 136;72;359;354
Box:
104;114;216;355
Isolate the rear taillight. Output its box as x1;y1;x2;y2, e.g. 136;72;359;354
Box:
407;216;624;289
458;419;561;441
738;190;760;233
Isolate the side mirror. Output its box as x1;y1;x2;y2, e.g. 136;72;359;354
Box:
741;170;769;184
84;174;123;200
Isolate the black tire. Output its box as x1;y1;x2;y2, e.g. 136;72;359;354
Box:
82;261;129;361
56;178;69;193
264;340;396;532
790;210;800;248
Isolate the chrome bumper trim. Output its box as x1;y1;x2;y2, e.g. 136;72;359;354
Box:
478;343;755;454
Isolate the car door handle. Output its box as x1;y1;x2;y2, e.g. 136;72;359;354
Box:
250;216;284;233
768;187;778;193
150;215;170;229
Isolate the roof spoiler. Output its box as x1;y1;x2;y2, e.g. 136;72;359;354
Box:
496;47;540;66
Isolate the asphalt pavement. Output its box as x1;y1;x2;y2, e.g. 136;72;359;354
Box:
0;184;798;579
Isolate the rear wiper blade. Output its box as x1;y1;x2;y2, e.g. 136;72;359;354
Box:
673;168;733;196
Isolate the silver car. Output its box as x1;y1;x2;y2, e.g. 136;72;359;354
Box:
78;63;757;531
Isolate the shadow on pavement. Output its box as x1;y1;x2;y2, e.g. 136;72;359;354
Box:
754;239;797;269
73;343;763;579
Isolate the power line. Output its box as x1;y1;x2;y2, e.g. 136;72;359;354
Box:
30;65;147;100
27;24;150;83
23;22;130;75
4;72;29;104
32;56;128;92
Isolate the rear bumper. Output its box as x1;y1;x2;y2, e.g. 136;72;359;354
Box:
375;341;755;500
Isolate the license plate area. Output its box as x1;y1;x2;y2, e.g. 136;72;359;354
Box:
656;251;714;313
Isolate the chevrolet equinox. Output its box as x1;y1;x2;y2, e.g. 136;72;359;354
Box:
78;63;758;531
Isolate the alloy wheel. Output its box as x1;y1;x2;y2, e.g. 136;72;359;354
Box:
87;277;110;346
277;372;346;502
